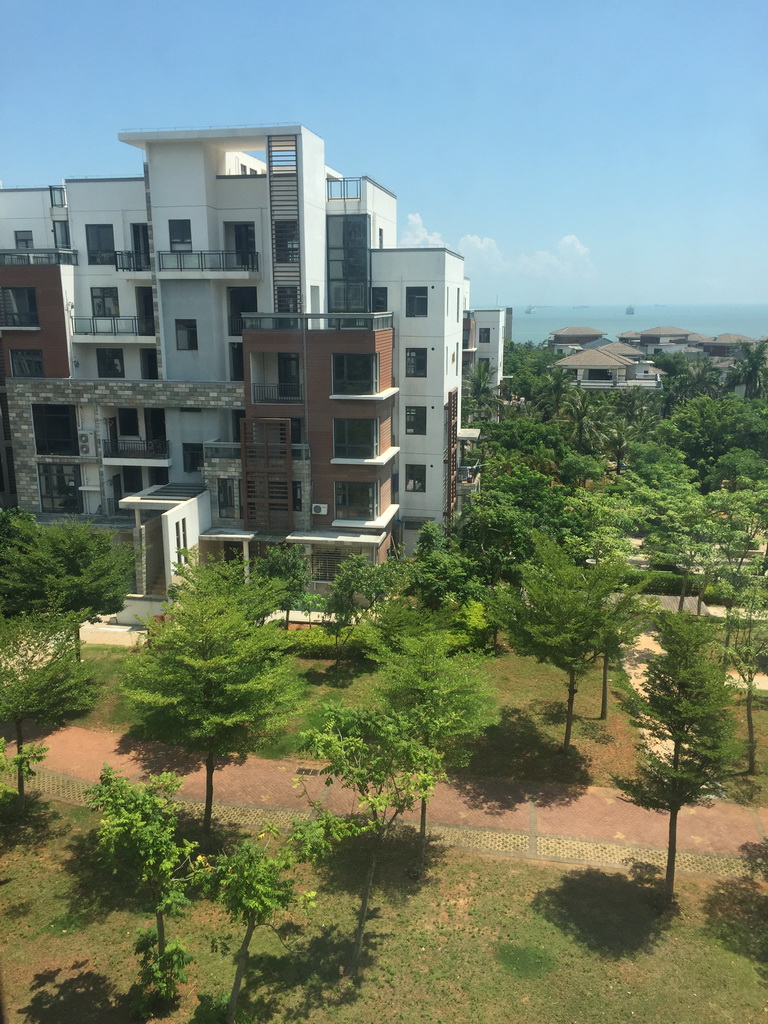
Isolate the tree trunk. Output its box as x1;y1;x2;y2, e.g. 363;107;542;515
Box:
156;909;166;958
600;653;609;721
562;669;577;752
351;846;378;976
285;606;290;629
418;796;428;876
747;686;757;775
203;749;215;834
227;912;256;1024
677;570;689;612
665;805;679;898
696;588;703;616
15;719;25;810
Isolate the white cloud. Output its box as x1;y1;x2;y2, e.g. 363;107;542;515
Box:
513;234;596;281
457;233;511;274
399;213;446;248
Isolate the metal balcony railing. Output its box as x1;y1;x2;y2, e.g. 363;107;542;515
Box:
72;316;156;336
0;249;78;266
114;250;152;271
291;443;310;461
157;250;259;272
251;383;303;403
102;439;170;459
327;178;362;200
204;441;242;461
228;316;245;335
0;311;39;327
242;312;394;331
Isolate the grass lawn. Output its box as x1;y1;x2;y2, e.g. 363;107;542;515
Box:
1;795;766;1024
76;636;768;800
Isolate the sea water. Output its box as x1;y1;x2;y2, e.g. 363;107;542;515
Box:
511;304;768;346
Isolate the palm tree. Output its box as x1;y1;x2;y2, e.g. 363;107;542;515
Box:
534;368;571;419
686;356;723;398
600;416;639;475
726;340;768;399
558;388;606;454
462;361;503;421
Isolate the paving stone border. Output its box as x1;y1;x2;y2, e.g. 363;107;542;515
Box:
28;767;748;878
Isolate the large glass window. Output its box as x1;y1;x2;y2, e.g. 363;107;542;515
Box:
371;286;388;312
91;287;120;317
96;348;125;378
117;408;139;435
334;419;377;459
15;230;33;250
38;463;82;513
479;327;491;343
335;481;377;521
327;214;370;313
140;348;158;380
218;478;241;519
183;443;204;473
86;224;115;264
169;219;192;252
53;220;70;249
175;319;198;350
406;286;428;317
332;353;376;395
1;287;38;328
10;349;43;377
405;406;427;435
405;348;427;377
230;342;244;381
33;405;78;455
405;464;427;492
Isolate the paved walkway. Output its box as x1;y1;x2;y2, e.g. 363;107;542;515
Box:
7;722;765;880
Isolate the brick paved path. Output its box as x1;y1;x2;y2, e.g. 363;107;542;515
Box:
8;723;765;879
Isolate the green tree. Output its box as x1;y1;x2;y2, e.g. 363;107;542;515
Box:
0;613;92;808
614;614;736;897
644;486;713;610
86;767;194;1011
256;544;311;627
379;633;496;869
204;833;315;1024
505;537;614;750
124;557;300;833
558;388;606;454
726;340;768;400
726;583;768;775
462;360;503;422
301;707;443;974
0;517;134;623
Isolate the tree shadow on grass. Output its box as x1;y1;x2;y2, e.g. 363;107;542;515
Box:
60;829;152;926
452;705;592;812
0;792;65;855
703;867;768;979
531;864;676;958
114;728;246;779
300;658;375;690
18;965;134;1024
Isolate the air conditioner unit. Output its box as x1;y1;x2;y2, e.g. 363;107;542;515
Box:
78;430;95;456
311;503;328;516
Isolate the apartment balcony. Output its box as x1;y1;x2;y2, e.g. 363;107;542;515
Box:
72;315;156;338
102;439;172;467
251;383;303;403
156;251;260;275
114;251;152;272
242;312;394;331
457;466;481;496
0;249;78;266
327;178;362;200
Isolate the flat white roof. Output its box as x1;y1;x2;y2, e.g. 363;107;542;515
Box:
118;124;318;151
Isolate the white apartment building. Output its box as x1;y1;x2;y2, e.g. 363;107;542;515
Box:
0;124;470;612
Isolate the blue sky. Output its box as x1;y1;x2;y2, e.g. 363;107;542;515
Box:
2;0;766;306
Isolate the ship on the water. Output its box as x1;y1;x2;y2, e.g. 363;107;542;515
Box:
626;305;635;315
525;305;536;314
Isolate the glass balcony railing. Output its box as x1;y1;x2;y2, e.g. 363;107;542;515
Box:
114;250;151;271
72;316;155;336
0;249;78;266
242;312;393;331
157;250;259;272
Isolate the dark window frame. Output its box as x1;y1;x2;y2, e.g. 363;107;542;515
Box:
183;443;204;473
169;219;192;252
1;287;38;328
86;223;115;265
333;418;378;459
10;348;43;377
479;327;491;344
405;464;427;492
334;480;377;521
405;286;428;317
332;352;376;395
15;230;33;250
91;286;120;317
117;408;139;436
175;319;198;351
405;348;427;377
96;348;125;378
405;406;427;435
38;463;83;513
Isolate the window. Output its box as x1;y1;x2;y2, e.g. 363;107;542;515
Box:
122;466;143;492
230;342;244;381
10;349;43;377
371;286;388;313
49;186;66;207
117;408;139;435
276;286;299;313
335;481;377;521
169;219;192;252
15;230;33;250
379;228;384;249
183;443;204;473
405;464;427;492
96;348;125;378
1;287;38;328
479;327;491;344
39;464;82;513
277;351;300;384
332;353;376;394
292;481;302;512
140;348;158;380
334;419;377;459
91;287;120;317
218;479;242;519
405;406;427;435
274;221;300;263
232;410;245;442
53;220;70;249
406;286;428;317
86;224;115;264
150;467;169;485
32;405;78;456
175;319;198;350
405;348;427;377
